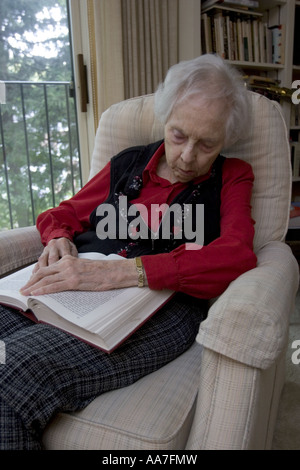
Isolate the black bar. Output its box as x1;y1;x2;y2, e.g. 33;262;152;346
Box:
20;84;35;224
0;103;14;229
65;84;75;196
43;84;56;208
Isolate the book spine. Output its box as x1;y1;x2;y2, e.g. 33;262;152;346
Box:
265;23;272;63
252;19;260;62
237;16;244;61
258;20;265;63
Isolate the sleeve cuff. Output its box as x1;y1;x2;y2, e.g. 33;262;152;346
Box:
44;230;74;246
141;252;180;291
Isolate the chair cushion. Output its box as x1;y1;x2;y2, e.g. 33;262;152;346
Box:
89;94;163;177
89;91;291;252
42;342;203;450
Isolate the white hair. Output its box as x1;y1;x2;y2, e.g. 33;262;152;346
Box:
154;54;251;147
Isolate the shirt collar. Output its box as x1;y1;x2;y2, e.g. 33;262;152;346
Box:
143;141;213;187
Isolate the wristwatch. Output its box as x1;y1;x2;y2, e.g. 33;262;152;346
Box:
135;257;144;288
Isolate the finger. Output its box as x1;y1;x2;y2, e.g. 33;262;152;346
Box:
35;252;51;270
21;276;66;296
47;250;61;265
48;239;77;264
69;243;79;258
32;263;41;274
20;264;58;293
30;281;66;296
20;256;78;295
62;239;78;258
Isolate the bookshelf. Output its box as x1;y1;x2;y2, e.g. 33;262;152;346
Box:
178;0;300;238
200;1;292;99
179;1;295;100
201;1;299;136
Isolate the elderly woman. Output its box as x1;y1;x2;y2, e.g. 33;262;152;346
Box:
0;54;256;449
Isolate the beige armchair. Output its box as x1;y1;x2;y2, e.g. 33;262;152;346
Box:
0;91;298;450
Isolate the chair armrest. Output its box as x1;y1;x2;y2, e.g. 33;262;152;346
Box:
186;346;286;449
196;241;299;369
0;226;43;277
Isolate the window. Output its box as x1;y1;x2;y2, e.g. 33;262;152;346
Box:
0;0;82;229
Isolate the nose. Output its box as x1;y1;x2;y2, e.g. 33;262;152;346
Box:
180;143;196;163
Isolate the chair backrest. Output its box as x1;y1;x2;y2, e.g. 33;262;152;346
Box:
89;91;291;252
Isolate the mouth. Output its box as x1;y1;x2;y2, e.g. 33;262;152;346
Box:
177;167;195;178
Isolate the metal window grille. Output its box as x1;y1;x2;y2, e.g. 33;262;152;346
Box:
0;81;82;230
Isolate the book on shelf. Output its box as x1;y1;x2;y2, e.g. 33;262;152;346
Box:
0;252;174;353
214;11;226;58
201;13;213;53
201;7;285;66
252;18;260;62
270;24;285;65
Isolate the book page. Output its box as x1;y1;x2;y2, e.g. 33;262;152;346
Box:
29;285;172;341
0;264;33;290
78;252;124;261
39;286;135;321
0;264;33;309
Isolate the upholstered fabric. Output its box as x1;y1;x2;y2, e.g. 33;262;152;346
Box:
197;241;298;369
221;95;291;251
0;226;43;277
43;343;203;450
89;94;163;177
186;346;287;450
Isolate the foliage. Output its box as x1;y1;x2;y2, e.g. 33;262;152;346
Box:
0;0;81;230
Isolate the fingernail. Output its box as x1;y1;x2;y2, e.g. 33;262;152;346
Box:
20;288;29;295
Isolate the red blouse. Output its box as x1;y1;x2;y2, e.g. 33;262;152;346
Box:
37;143;257;299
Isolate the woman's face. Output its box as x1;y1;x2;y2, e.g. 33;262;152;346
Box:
163;95;227;183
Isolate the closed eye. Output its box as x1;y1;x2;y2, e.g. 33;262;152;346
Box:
199;140;218;152
172;132;187;146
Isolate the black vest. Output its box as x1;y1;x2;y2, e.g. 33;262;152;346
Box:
74;140;225;258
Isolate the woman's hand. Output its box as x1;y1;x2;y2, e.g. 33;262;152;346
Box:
20;255;138;296
33;237;78;273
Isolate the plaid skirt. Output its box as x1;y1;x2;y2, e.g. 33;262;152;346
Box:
0;293;208;450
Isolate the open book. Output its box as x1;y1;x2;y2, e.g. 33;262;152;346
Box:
0;253;173;353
